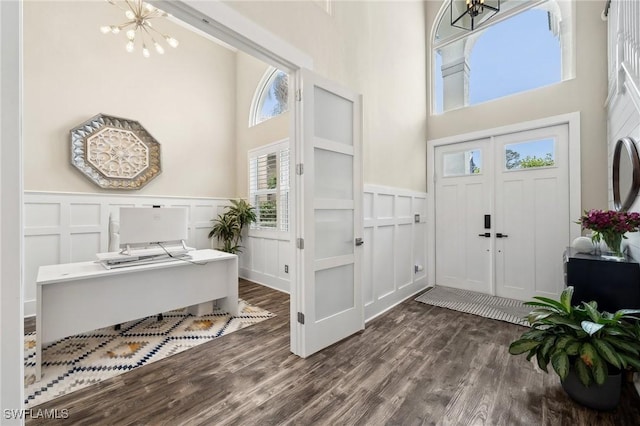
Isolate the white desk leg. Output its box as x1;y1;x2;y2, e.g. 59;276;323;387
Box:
218;255;239;316
186;301;214;316
35;284;42;381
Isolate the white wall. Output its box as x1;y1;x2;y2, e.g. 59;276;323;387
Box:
226;0;428;193
606;1;640;259
23;0;237;198
23;191;231;317
610;93;640;259
605;0;640;396
426;0;609;212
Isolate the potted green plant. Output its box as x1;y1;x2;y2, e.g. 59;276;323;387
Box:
509;286;640;410
208;199;257;254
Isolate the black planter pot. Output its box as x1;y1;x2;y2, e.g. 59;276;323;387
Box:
561;368;622;411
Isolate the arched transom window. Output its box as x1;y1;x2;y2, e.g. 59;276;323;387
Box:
249;67;289;126
432;0;574;114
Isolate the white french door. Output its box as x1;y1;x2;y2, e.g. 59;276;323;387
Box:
294;69;364;357
494;125;569;300
434;139;492;294
434;124;571;300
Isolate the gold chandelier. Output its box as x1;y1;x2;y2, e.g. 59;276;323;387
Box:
100;0;179;58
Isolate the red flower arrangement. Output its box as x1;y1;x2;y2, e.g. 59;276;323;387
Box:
577;209;640;256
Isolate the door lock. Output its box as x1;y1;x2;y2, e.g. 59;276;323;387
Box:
355;238;364;246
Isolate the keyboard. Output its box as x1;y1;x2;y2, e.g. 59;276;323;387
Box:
101;253;192;269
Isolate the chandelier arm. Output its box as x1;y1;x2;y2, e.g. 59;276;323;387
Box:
141;25;159;45
145;23;168;40
135;0;144;18
106;0;129;13
119;20;136;30
138;25;148;48
122;0;138;18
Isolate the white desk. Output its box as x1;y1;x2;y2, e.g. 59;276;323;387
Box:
35;249;238;379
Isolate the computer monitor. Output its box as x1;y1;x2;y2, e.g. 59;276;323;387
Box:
119;207;188;247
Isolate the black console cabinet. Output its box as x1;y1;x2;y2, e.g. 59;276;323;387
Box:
564;247;640;312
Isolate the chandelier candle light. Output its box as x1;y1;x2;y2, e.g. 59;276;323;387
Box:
100;0;178;57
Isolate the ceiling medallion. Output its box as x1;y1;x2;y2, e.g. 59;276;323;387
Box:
70;113;161;189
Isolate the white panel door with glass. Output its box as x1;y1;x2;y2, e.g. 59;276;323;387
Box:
434;124;570;300
434;139;492;294
295;70;363;357
494;125;569;300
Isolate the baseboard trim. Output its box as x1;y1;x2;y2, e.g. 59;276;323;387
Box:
24;299;36;318
365;283;431;323
239;269;290;294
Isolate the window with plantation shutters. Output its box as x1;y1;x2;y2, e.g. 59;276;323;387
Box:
248;140;289;232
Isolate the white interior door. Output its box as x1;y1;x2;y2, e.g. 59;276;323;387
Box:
494;124;570;300
295;69;363;357
434;139;492;294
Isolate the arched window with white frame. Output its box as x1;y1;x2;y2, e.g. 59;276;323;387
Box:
249;67;289;126
432;0;574;114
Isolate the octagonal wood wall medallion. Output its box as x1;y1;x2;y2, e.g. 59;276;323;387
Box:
70;114;161;189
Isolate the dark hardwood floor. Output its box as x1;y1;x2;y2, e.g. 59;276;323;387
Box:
26;280;640;425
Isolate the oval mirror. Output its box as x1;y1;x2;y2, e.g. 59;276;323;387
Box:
613;136;640;211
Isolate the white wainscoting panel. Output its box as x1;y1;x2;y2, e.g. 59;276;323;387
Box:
363;185;429;321
23;191;231;317
27;187;429;319
238;184;429;321
239;234;291;293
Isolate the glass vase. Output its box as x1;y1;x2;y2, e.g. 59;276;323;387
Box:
602;232;624;258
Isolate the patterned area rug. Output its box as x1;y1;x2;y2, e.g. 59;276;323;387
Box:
24;299;274;408
415;286;531;327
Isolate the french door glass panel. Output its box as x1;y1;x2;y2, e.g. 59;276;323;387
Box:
315;264;355;321
314;148;353;199
314;209;354;259
314;87;353;146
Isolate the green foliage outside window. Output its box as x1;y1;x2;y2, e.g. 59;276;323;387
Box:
506;149;554;169
520;153;554;168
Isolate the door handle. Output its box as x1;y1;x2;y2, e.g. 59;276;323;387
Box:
496;233;508;238
355;238;364;246
478;232;491;237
